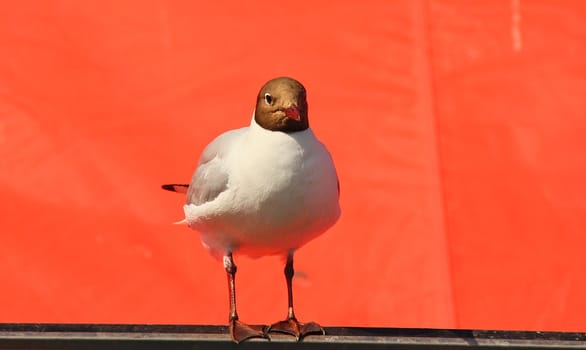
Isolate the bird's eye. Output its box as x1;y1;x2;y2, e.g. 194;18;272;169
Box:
264;93;273;105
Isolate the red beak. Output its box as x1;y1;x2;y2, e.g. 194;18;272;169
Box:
284;107;301;121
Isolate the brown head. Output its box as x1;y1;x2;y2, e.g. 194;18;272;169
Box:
254;77;309;133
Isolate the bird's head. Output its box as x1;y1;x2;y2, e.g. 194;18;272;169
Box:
254;77;309;133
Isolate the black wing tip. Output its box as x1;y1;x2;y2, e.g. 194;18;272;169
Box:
161;184;189;193
161;184;174;191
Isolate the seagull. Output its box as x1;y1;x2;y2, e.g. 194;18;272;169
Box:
162;77;340;343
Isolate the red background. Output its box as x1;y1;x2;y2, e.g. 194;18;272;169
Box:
1;0;585;331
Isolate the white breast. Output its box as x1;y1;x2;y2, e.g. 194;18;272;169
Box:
184;119;340;259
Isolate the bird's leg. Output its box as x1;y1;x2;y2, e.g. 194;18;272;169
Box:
224;253;268;343
266;251;325;341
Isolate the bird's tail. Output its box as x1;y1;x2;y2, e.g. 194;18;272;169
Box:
161;184;189;225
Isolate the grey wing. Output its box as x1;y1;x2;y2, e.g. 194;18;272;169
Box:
186;159;228;205
186;128;247;206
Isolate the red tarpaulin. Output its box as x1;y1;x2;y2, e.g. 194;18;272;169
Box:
1;1;585;331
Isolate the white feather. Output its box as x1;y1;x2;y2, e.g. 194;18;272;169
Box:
184;116;340;259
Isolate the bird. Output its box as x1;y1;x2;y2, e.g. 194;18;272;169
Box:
162;77;340;343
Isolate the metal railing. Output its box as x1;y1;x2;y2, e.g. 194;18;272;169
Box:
1;323;585;349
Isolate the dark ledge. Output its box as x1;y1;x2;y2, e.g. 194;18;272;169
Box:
1;323;585;349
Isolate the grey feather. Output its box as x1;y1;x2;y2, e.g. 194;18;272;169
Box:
186;128;246;206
